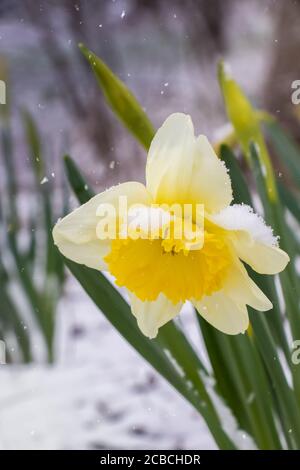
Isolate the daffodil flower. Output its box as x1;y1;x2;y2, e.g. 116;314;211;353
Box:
53;113;289;338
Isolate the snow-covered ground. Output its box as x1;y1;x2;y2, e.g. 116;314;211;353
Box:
0;276;216;450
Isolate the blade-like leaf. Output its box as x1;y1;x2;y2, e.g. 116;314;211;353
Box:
0;263;32;363
266;120;300;187
79;43;155;150
220;144;252;205
22;110;44;182
250;143;300;410
199;315;283;449
249;308;300;449
278;182;300;225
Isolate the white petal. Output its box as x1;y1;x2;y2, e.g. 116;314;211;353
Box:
193;292;249;335
210;204;289;275
53;182;152;271
234;238;290;275
224;261;272;311
53;231;110;270
128;292;182;339
146;113;232;213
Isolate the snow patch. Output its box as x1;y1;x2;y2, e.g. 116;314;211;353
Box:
212;204;278;246
200;372;257;450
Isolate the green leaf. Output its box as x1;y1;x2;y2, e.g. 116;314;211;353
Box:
64;155;94;202
22;111;62;361
278;182;300;225
1;127;19;232
249;143;300;410
0;262;32;362
79;43;155;150
198;315;282;449
266;120;300;187
250;143;300;333
249;309;300;449
220;144;252;205
22;110;44;182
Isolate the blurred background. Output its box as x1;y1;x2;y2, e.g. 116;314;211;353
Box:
0;0;299;449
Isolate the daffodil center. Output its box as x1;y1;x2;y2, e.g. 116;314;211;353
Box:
104;222;231;304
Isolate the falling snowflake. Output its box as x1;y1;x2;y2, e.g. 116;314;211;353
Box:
40;177;49;185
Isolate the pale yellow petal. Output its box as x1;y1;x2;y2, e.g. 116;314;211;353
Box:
210;204;290;275
53;231;110;270
193;292;249;335
128;292;182;339
53;182;152;271
224;261;272;311
233;233;289;275
146;113;232;212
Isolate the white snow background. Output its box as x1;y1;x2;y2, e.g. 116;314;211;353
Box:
0;276;216;450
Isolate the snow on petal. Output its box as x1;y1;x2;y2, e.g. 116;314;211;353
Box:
211;204;278;246
210;204;289;275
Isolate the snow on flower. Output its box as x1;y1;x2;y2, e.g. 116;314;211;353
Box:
52;113;289;338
